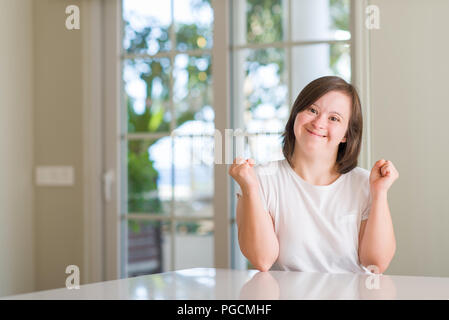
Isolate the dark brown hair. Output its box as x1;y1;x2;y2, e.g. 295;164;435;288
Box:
282;76;363;174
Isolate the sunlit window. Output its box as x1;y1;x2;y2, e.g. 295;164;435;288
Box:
121;0;214;277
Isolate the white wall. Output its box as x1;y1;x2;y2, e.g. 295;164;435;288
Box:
0;0;85;297
33;0;84;291
369;0;449;277
0;0;35;296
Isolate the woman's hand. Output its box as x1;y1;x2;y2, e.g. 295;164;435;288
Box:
369;159;399;196
228;157;258;192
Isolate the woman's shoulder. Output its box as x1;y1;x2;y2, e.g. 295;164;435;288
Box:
346;166;370;185
349;166;370;177
254;159;287;177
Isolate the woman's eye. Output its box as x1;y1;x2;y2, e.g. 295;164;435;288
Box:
308;108;340;121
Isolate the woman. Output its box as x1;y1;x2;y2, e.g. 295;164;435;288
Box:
229;76;398;274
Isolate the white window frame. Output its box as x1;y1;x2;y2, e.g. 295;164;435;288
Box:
82;0;106;284
81;0;124;282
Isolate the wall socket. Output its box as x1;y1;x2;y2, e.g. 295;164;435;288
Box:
36;166;75;186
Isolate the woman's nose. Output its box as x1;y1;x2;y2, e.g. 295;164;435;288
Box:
311;114;326;128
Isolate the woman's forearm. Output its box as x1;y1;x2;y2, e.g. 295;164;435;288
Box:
359;191;396;273
237;187;279;271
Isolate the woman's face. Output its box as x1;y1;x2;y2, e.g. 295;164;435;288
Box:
293;90;352;156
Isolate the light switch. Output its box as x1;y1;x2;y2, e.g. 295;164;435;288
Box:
36;166;75;186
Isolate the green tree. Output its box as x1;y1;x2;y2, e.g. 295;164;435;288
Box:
124;0;212;233
245;0;284;113
329;0;350;76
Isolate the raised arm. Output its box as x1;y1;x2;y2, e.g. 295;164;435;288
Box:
359;159;398;274
229;157;279;271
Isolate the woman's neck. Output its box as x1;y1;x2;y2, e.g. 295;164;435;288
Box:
290;149;340;186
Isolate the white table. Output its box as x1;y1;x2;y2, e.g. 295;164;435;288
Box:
3;268;449;300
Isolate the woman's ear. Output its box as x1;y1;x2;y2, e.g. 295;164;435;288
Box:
341;136;347;143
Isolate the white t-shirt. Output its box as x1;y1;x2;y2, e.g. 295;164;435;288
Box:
236;159;375;275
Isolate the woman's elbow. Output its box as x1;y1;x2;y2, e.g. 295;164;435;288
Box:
252;253;278;272
254;261;273;272
360;259;390;274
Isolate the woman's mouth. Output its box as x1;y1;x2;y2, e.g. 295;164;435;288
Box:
306;129;326;138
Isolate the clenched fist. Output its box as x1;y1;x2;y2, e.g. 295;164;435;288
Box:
369;159;399;196
228;157;259;192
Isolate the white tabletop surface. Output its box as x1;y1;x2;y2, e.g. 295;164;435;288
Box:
3;268;449;300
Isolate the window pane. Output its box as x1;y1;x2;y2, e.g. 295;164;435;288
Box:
123;0;171;54
291;0;350;42
291;43;351;100
174;54;212;128
124;58;171;133
126;220;171;277
233;48;288;132
232;0;285;46
173;134;214;217
175;220;214;270
127;139;172;216
174;0;213;51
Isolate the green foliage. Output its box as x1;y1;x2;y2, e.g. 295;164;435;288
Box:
127;140;161;213
176;221;200;234
176;109;196;126
329;0;350;77
124;21;170;53
330;0;350;31
176;24;210;50
127;95;170;134
148;103;165;132
124;0;213;233
329;44;350;77
246;0;283;43
244;0;284;113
